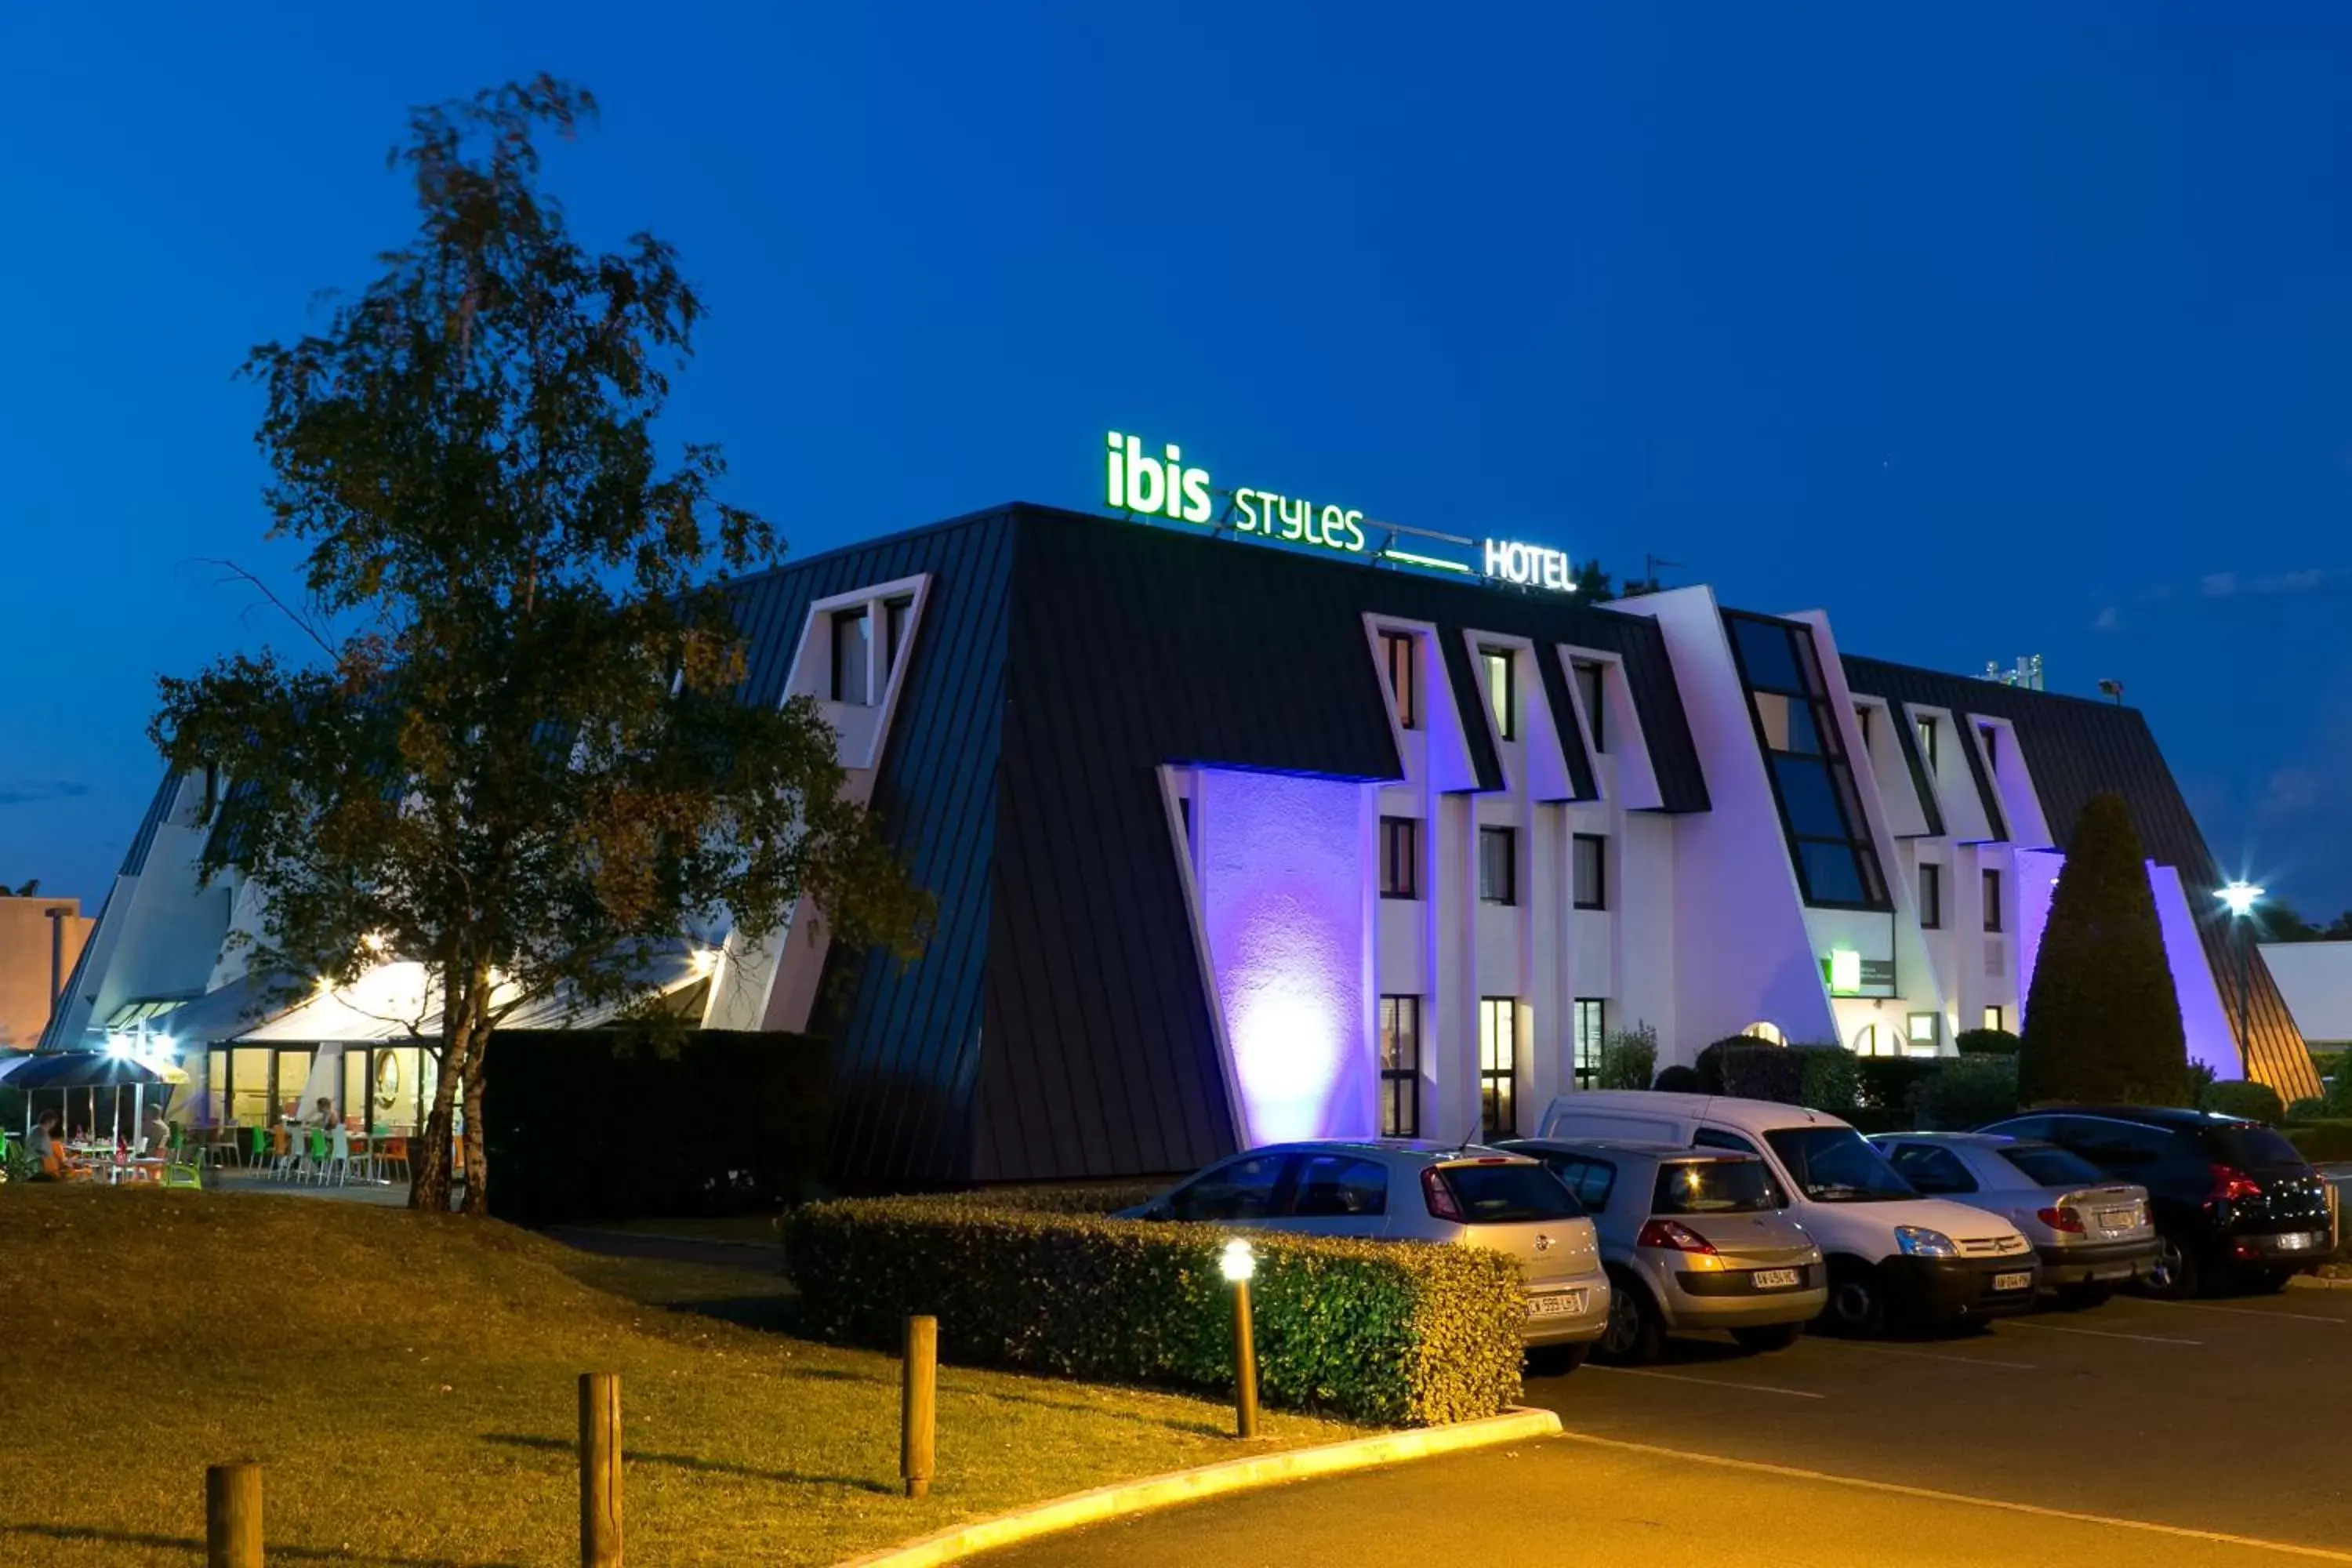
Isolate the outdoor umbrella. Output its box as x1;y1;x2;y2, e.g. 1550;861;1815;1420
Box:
8;1052;191;1144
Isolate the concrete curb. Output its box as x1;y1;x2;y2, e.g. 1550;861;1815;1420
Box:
835;1406;1563;1567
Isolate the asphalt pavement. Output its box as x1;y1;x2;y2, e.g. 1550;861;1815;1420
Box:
977;1283;2352;1566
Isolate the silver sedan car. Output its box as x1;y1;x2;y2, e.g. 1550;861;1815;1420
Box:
1120;1140;1610;1370
1502;1138;1826;1363
1869;1131;2161;1304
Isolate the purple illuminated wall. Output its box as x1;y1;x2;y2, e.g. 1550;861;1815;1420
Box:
1190;768;1370;1144
2014;848;2240;1080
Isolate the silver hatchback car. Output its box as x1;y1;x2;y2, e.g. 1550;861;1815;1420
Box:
1869;1131;2161;1304
1502;1138;1826;1363
1120;1140;1610;1370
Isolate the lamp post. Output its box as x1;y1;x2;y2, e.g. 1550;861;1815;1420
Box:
1220;1239;1258;1439
2218;882;2263;1066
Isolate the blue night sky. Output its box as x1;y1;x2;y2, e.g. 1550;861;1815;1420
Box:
3;4;2349;916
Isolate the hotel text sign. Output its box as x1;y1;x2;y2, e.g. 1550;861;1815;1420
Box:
1105;430;1569;592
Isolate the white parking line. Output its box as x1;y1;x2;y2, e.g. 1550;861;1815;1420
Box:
1550;1429;2352;1562
1584;1366;1826;1399
2001;1319;2202;1346
1813;1341;2038;1372
2138;1299;2348;1326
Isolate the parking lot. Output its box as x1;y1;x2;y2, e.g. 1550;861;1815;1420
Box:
982;1282;2352;1566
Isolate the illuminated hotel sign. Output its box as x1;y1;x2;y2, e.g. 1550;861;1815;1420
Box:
1104;430;1570;591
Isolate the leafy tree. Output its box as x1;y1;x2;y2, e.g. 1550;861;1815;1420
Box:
2254;902;2352;942
2016;793;2185;1105
4;880;37;898
153;78;930;1214
1595;1022;1657;1090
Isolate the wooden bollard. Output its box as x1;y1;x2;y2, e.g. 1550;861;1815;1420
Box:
579;1373;622;1567
205;1461;263;1568
901;1315;938;1499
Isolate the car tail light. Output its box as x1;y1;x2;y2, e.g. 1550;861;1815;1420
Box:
2037;1207;2085;1233
2209;1166;2263;1203
1421;1166;1465;1221
1637;1218;1718;1254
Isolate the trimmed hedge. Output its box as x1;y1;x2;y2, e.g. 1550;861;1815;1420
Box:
927;1182;1163;1216
1695;1039;1803;1103
1854;1056;1941;1113
2200;1080;2286;1124
1907;1057;2020;1130
785;1199;1526;1426
2285;1120;2352;1163
1795;1045;1860;1115
1653;1065;1704;1093
1955;1028;2021;1057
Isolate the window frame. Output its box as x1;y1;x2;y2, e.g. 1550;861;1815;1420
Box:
1481;645;1516;742
884;595;915;673
1918;862;1942;929
1478;825;1517;906
1983;866;2004;933
1722;611;1890;913
1380;630;1418;731
1572;660;1606;753
1378;994;1422;1138
1378;815;1419;900
829;608;871;704
1571;833;1607;911
1479;996;1518;1139
1572;997;1606;1091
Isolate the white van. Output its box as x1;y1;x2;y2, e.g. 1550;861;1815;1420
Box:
1534;1091;2038;1334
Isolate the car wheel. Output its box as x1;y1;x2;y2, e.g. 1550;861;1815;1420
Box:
2140;1232;2202;1299
1730;1322;1804;1353
1597;1274;1664;1365
1822;1260;1889;1338
1526;1341;1591;1377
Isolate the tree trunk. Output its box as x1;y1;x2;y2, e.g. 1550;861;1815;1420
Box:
459;1018;491;1217
408;967;480;1214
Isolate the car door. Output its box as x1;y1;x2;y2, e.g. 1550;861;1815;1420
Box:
1268;1152;1392;1239
1163;1151;1299;1227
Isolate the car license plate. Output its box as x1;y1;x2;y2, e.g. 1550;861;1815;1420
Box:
2096;1208;2134;1231
2273;1231;2321;1252
1528;1290;1586;1318
1992;1271;2033;1293
1751;1268;1802;1290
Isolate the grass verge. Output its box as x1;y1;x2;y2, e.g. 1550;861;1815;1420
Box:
0;1185;1352;1566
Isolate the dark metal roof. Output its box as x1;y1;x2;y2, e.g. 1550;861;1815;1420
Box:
120;772;180;877
1841;656;2318;1100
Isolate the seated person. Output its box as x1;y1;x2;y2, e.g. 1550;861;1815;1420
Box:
26;1110;86;1181
306;1096;339;1131
141;1105;172;1158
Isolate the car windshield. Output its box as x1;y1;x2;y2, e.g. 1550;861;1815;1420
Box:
1651;1159;1776;1215
1762;1127;1918;1202
1997;1144;2107;1188
2198;1123;2305;1170
1436;1163;1582;1223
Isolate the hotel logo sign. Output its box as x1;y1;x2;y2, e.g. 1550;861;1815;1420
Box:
1104;430;1567;591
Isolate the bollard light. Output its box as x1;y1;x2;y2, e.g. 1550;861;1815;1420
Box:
1221;1239;1260;1438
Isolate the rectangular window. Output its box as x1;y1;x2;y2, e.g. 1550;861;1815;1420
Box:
1917;715;1939;770
1381;630;1417;731
1907;1011;1940;1048
830;608;870;704
1482;647;1515;741
1983;1004;2004;1033
1572;833;1606;910
1725;611;1889;913
1478;826;1515;906
1479;996;1518;1138
884;596;914;673
1980;724;1999;769
1918;862;1942;929
1573;998;1606;1091
1857;705;1875;757
1983;867;2003;932
1178;796;1192;845
1573;662;1606;752
230;1047;271;1125
1379;995;1421;1138
1379;816;1418;899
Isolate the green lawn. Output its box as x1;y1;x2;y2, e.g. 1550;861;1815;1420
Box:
0;1186;1352;1566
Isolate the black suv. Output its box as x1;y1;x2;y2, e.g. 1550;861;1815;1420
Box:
1979;1107;2333;1296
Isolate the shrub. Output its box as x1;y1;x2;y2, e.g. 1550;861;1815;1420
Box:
2199;1080;2285;1125
1955;1028;2020;1057
1794;1045;1859;1115
1853;1056;1942;1114
2180;1060;2218;1107
2018;794;2187;1105
2285;1121;2352;1163
1695;1038;1803;1104
2288;1098;2330;1123
1907;1057;2020;1130
1597;1023;1660;1091
1653;1064;1703;1093
927;1183;1163;1217
784;1199;1526;1426
2323;1055;2352;1117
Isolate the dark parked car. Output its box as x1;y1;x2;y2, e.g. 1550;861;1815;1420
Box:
1978;1107;2334;1297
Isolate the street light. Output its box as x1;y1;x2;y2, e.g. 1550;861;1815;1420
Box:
1220;1240;1258;1439
2217;882;2265;1066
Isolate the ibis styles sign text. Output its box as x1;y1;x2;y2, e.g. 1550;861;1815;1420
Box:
1103;430;1570;591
